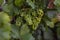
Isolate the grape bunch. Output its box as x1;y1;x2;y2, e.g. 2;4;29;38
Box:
16;9;44;31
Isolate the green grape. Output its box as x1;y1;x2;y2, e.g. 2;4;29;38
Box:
0;12;10;24
31;18;38;30
32;23;38;30
37;9;44;17
16;17;22;27
32;11;37;17
35;17;41;22
24;14;33;25
14;0;25;7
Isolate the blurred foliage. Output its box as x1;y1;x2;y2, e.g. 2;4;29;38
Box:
0;0;60;40
0;0;3;5
54;0;60;12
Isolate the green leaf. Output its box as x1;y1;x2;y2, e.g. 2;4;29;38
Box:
0;23;11;40
0;32;11;40
54;0;60;7
14;0;25;7
26;0;35;9
21;33;35;40
2;4;10;13
54;0;60;12
20;24;34;40
11;25;20;39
